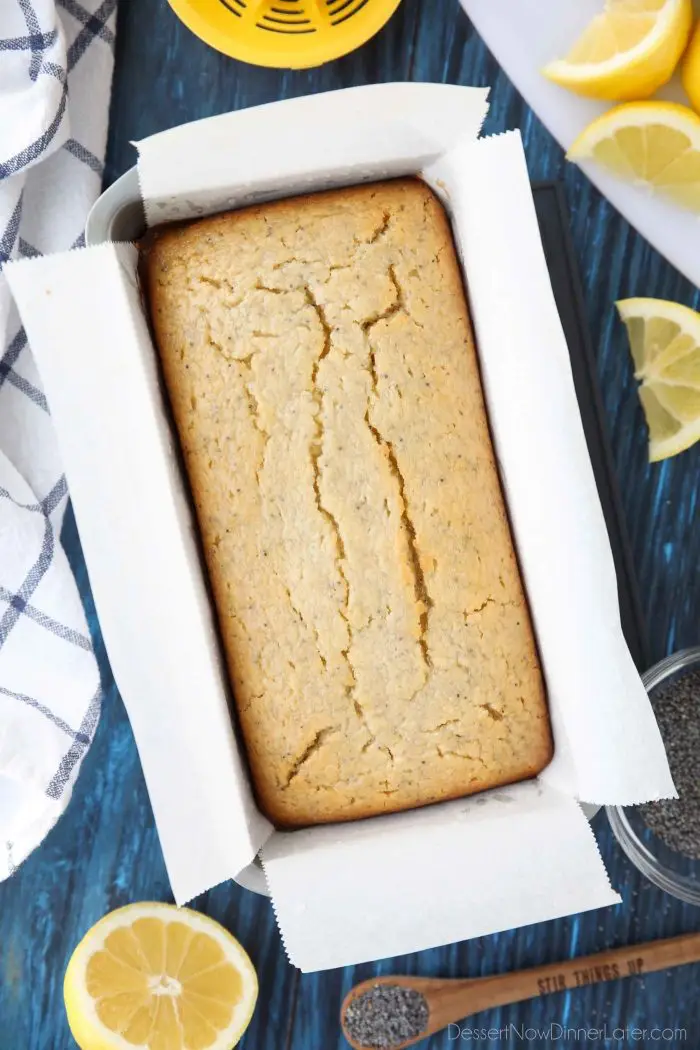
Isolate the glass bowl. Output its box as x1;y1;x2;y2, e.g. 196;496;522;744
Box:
607;646;700;906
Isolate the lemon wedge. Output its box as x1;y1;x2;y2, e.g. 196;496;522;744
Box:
543;0;692;99
681;19;700;114
617;297;700;460
64;902;258;1050
567;100;700;212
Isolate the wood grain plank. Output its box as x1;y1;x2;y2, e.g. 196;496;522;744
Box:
288;3;700;1048
1;0;699;1047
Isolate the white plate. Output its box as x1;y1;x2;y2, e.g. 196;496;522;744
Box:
460;0;700;291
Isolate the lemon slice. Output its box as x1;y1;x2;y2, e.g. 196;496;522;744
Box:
681;20;700;114
543;0;692;99
617;297;700;460
64;903;258;1050
567;100;700;212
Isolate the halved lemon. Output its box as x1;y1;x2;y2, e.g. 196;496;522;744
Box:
64;902;258;1050
543;0;692;100
567;101;700;212
617;297;700;460
681;19;700;115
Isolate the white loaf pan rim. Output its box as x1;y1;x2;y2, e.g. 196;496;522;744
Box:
84;165;600;899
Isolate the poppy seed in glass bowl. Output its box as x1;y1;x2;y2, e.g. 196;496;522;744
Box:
640;668;700;859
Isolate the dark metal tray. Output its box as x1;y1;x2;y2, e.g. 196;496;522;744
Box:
533;181;649;672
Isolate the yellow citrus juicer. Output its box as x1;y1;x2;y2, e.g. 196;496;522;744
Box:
166;0;404;68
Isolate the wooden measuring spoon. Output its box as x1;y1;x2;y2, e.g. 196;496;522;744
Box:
341;931;700;1050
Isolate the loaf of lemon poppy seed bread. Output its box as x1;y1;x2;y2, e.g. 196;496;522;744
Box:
143;178;552;827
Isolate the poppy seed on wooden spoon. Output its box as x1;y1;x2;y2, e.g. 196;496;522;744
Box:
344;984;429;1048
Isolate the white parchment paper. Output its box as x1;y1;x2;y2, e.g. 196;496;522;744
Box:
6;85;674;971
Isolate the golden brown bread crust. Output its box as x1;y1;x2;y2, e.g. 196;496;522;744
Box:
143;178;552;828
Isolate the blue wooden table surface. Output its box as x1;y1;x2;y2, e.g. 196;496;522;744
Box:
2;2;700;1048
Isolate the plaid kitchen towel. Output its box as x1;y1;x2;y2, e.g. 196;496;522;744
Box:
0;0;116;879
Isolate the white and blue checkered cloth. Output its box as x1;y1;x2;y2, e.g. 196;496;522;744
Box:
0;0;116;879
